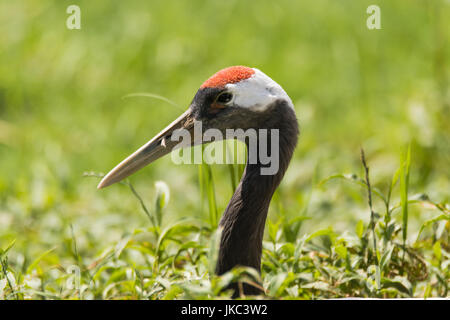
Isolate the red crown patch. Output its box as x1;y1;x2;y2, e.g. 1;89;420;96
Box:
201;66;255;89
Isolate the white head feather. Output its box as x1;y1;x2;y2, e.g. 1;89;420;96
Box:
225;68;294;111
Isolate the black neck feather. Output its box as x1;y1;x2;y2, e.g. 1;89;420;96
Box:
215;101;299;294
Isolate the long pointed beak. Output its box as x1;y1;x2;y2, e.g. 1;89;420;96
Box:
97;109;194;189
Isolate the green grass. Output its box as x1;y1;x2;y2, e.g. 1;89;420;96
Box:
1;151;448;299
0;0;449;299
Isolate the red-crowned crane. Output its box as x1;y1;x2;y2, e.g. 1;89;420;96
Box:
98;66;299;296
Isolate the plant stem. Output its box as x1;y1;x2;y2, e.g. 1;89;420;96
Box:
361;148;379;266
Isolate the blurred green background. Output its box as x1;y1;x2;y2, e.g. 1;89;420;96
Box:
0;0;449;273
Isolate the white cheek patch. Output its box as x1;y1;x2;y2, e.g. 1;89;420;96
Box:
225;68;294;112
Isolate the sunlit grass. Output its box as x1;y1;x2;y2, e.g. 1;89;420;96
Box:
1;148;448;299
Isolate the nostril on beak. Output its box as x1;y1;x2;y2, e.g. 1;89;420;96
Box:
161;134;172;148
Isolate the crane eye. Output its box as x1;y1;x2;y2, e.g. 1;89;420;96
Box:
216;92;233;104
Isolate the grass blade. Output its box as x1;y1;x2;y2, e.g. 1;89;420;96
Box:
400;145;411;253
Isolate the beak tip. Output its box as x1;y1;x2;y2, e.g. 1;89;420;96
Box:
97;179;108;190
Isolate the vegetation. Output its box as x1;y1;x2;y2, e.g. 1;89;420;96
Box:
0;0;449;299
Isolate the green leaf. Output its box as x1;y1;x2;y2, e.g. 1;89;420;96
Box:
114;236;132;259
400;144;411;245
279;243;296;257
200;162;218;228
267;272;288;296
267;272;296;296
384;222;397;241
208;227;222;276
433;241;442;261
379;245;394;272
355;220;364;238
161;285;183;300
301;281;330;291
416;214;450;241
335;244;347;260
305;227;335;243
156;219;199;255
375;266;381;290
0;240;15;257
267;219;281;243
388;166;402;204
154;180;170;227
26;247;56;274
381;276;412;296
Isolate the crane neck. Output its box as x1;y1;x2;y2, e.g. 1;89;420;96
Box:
215;101;299;290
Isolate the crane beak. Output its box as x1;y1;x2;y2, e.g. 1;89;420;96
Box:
97;109;194;189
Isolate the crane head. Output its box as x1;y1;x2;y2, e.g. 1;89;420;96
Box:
97;66;294;189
